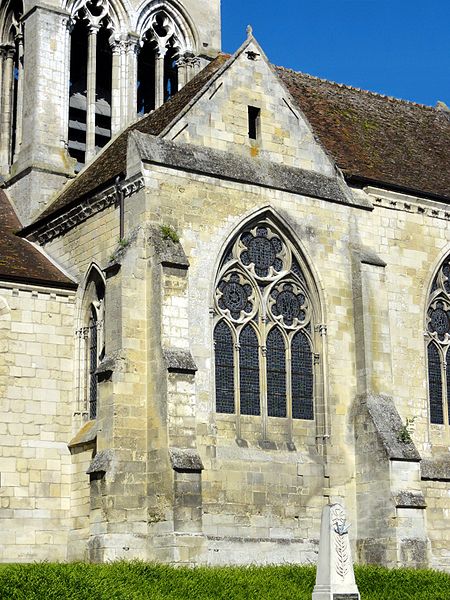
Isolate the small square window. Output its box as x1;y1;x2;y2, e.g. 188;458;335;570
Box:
248;106;260;140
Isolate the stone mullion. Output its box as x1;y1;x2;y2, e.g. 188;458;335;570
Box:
119;42;128;129
126;39;138;123
110;42;121;135
155;52;165;109
441;347;449;428
286;333;293;444
260;316;268;441
0;45;15;169
0;47;4;113
13;32;24;160
234;338;241;440
85;25;99;163
62;19;72;153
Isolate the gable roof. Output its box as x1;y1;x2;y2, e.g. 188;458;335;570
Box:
277;67;450;201
0;190;76;288
26;47;450;234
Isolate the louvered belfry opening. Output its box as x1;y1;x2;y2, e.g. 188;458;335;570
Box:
68;20;88;170
213;219;316;424
67;1;114;172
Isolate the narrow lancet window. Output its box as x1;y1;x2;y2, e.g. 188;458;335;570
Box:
292;331;314;420
267;327;287;417
214;321;235;414
239;325;261;416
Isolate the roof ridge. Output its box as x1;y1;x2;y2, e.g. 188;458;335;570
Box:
275;65;438;112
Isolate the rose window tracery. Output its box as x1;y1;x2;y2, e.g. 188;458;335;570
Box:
217;272;253;321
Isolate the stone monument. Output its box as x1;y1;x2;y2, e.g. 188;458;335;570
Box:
312;503;361;600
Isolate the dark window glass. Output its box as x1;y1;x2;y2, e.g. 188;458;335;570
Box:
89;314;98;420
267;328;287;417
292;331;314;420
428;343;444;424
214;321;235;414
239;325;260;415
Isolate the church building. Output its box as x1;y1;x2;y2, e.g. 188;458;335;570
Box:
1;0;450;568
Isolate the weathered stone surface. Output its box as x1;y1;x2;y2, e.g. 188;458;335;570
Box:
132;132;367;209
421;459;450;481
169;448;204;472
362;394;421;461
86;450;114;475
393;491;427;509
163;349;198;373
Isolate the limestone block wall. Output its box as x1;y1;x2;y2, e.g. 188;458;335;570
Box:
0;282;75;562
424;480;450;570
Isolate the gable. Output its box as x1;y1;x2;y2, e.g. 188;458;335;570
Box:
162;39;336;178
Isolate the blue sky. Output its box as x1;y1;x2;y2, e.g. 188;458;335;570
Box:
221;0;450;107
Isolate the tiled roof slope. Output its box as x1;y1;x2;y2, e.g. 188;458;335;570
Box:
0;190;76;288
277;67;450;201
36;54;230;223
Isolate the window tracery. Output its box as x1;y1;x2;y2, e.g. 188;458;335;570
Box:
137;8;196;113
426;258;450;425
213;220;315;422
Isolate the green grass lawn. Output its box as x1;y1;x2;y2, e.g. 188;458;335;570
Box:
0;562;449;599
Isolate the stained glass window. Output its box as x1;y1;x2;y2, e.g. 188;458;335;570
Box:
214;321;235;414
428;344;443;424
213;220;318;425
291;331;314;420
267;328;287;417
239;325;261;416
426;258;450;426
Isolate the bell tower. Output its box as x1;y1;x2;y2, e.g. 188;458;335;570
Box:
0;0;221;224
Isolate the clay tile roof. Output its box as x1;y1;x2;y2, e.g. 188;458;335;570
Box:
35;54;230;224
276;67;450;201
0;190;76;288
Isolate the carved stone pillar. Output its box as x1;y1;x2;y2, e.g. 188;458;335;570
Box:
110;41;121;135
126;37;139;124
13;32;24;160
155;52;165;109
0;45;15;170
86;24;99;162
176;56;187;90
119;40;128;129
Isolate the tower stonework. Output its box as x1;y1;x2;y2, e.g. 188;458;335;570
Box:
0;0;221;224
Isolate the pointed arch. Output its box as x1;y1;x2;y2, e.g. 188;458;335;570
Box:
76;263;106;420
425;251;450;427
135;0;198;51
212;209;325;435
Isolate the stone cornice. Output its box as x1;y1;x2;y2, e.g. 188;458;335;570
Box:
27;175;144;245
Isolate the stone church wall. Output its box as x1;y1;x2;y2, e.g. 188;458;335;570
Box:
0;283;75;562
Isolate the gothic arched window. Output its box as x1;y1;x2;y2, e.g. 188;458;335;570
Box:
137;9;197;114
213;220;315;421
426;258;450;425
77;266;105;420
